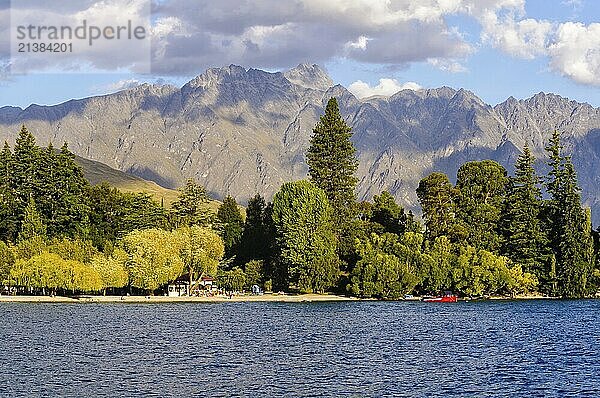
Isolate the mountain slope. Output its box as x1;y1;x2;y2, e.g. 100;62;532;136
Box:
1;64;599;223
74;156;180;206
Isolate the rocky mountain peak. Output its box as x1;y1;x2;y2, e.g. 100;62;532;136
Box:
185;64;248;89
284;63;334;91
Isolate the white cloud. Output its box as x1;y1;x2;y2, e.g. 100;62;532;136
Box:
428;58;468;73
345;35;370;51
549;22;600;86
348;78;422;98
479;12;553;59
106;79;142;92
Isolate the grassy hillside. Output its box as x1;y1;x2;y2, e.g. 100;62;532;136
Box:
75;156;240;215
75;156;181;207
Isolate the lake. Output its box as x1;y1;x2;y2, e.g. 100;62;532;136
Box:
0;300;599;397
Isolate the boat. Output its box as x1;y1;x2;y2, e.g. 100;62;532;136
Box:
422;291;457;303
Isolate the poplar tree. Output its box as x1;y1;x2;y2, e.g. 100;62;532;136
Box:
500;144;548;279
271;180;339;293
307;97;358;238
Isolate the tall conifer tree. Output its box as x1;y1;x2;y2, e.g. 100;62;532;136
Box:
307;97;358;238
0;142;18;241
500;144;548;279
217;195;244;258
544;131;594;297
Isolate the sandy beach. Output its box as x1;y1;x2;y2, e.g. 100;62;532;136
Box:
0;293;361;304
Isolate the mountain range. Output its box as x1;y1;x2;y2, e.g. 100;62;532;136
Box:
1;64;600;224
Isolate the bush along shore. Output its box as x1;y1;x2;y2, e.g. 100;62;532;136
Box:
1;98;599;301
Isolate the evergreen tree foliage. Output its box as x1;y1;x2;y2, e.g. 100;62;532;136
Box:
88;183;129;248
307;97;358;238
11;126;41;214
556;159;594;297
216;195;244;258
544;131;595;297
271;180;339;293
122;193;169;232
0;142;18;241
171;178;212;227
500;145;548;279
238;194;273;263
18;198;46;242
416;172;457;241
371;191;421;235
455;160;508;252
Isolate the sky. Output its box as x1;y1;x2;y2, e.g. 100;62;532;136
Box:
0;0;599;108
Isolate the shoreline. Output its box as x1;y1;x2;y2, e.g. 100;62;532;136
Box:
0;293;361;304
0;293;578;303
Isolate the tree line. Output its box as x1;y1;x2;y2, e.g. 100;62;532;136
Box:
1;98;599;299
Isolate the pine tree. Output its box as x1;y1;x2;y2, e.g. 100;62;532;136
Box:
307;97;358;238
238;194;274;265
54;143;91;236
171;179;212;227
11;125;41;218
216;195;244;258
0;142;18;241
544;131;594;297
557;159;594;297
500;144;548;280
18;198;46;242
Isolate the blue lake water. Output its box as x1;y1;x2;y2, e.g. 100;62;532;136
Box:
0;300;599;397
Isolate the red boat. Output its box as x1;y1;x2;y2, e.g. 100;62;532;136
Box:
423;291;457;302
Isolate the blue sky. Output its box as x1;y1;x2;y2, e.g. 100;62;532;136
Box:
1;0;599;108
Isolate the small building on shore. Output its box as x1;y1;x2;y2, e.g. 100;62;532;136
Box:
167;274;190;297
167;274;218;297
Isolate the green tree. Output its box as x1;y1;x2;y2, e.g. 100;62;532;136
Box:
544;131;594;297
122;193;169;232
271;180;339;293
11;126;41;218
371;191;420;235
88;183;129;248
47;143;91;237
121;229;185;293
171;179;212;227
348;233;420;299
455;160;508;252
420;236;454;294
238;194;273;264
499;145;549;280
216;195;244;257
0;142;18;241
0;241;15;284
174;225;224;289
244;259;265;288
307;97;358;245
416;172;457;241
91;249;129;293
218;267;246;292
18;198;46;242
